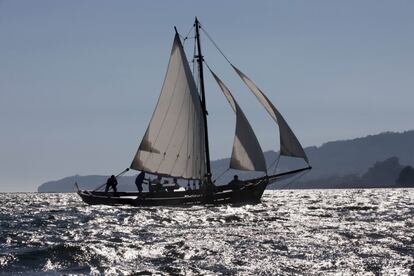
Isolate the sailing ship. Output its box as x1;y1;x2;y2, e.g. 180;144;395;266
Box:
77;18;311;206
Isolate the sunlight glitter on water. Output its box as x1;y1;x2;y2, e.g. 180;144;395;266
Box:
0;189;413;275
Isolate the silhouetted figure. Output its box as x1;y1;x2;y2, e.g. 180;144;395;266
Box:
173;178;180;190
135;171;145;195
105;175;118;196
151;175;163;193
187;180;192;191
228;175;244;191
165;177;180;192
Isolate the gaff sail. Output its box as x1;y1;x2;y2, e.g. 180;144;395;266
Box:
209;69;267;172
130;33;207;179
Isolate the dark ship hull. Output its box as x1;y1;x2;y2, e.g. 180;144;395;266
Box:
78;178;268;207
77;167;310;207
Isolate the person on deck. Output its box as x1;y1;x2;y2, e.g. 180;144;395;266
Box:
135;171;145;195
228;175;244;191
173;178;180;190
152;175;163;193
105;175;118;196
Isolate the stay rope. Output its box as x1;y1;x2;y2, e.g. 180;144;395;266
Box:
182;25;195;43
92;168;130;192
266;154;281;174
212;168;230;183
200;26;233;66
276;169;310;190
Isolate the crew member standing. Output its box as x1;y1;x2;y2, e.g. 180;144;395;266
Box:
105;175;118;196
228;175;243;191
135;171;145;195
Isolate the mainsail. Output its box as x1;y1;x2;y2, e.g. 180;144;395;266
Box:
130;33;206;179
209;69;267;172
232;65;309;163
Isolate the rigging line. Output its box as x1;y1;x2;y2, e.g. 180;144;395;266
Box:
93;168;130;191
183;25;195;42
200;26;233;66
266;154;279;171
202;58;214;72
192;35;197;84
213;168;230;183
278;169;309;190
272;154;281;175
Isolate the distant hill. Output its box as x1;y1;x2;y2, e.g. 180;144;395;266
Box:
300;130;414;180
38;130;414;192
38;175;139;193
396;166;414;186
285;156;413;189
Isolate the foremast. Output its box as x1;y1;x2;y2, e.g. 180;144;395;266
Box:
195;17;212;184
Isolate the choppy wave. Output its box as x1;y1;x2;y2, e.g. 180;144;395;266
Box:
0;189;413;275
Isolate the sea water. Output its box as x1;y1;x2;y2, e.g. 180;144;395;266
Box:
0;189;413;275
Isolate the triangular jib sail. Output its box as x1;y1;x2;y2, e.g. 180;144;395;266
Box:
130;33;207;179
232;65;309;163
209;69;267;172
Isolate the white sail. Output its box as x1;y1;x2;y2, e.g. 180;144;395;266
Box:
232;65;309;163
130;33;206;179
210;69;267;172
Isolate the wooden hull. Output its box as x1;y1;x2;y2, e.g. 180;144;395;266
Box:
77;178;268;207
77;167;311;207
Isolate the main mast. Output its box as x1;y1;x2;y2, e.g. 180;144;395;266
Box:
194;17;212;183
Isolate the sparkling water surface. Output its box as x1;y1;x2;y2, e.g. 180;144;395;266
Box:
0;189;413;275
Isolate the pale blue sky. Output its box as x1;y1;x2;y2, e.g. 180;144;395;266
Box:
1;1;413;191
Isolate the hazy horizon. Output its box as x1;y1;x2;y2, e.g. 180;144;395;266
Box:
1;1;413;192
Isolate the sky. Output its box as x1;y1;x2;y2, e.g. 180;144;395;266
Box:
0;1;413;192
